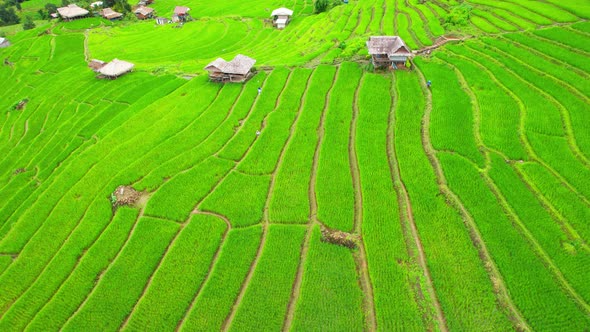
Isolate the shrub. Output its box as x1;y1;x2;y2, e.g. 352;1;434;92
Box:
444;3;472;27
23;16;36;30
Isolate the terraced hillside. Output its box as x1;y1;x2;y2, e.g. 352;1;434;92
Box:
0;0;589;331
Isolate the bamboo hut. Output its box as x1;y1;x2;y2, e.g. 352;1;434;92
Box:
134;6;154;19
366;36;412;69
204;54;256;83
57;4;89;21
271;8;293;29
172;6;190;22
100;8;123;20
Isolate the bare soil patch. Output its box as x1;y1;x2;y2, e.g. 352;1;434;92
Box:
320;224;359;249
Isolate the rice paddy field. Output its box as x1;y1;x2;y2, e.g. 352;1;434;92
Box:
0;0;589;330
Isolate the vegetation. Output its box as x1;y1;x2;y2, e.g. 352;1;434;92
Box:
0;0;589;330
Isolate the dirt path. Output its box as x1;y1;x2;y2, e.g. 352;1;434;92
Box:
349;74;377;332
282;67;340;331
414;66;532;330
83;30;90;63
386;73;448;332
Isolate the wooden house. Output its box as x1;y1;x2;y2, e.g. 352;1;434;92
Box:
0;38;10;48
100;8;123;20
96;59;134;79
204;54;256;83
57;4;89;21
366;36;412;69
271;8;292;29
172;6;190;22
134;6;154;19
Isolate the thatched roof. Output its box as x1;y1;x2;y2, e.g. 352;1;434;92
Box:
0;38;10;48
101;7;123;19
134;6;154;15
174;6;190;15
57;4;89;19
99;59;134;77
271;7;293;16
90;1;103;8
366;36;412;57
204;54;256;75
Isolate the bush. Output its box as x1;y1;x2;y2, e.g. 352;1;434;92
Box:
444;3;472;27
23;16;36;30
314;0;329;13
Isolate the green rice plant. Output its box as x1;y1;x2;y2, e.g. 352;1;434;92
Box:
291;225;364;330
485;37;590;98
238;68;312;174
434;51;527;160
471;39;590;158
395;72;511;331
368;0;385;35
0;256;11;276
501;0;578;22
467;0;552;25
528;133;590;201
270;65;336;223
123;214;227;331
316;62;362;232
543;0;590;19
397;12;419;49
409;0;445;36
470;15;501;33
61;217;180;332
487;153;590;303
381;0;395;35
200;171;271;227
144;157;235;222
136;72;267;191
0;198;112;315
518;162;590;244
446;43;564;138
228;224;306;331
357;73;423;329
438;152;590;330
472;9;519;31
0;199;117;331
533;27;590;53
25;207;138;332
180;225;263;332
414;57;485;168
219;68;291;161
489;8;537;30
572;21;590;33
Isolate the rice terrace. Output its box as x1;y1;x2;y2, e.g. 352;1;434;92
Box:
0;0;590;330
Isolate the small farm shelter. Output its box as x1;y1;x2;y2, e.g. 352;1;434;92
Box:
204;54;256;83
100;8;123;20
138;0;153;5
134;6;154;19
0;38;10;48
98;59;134;78
271;8;292;29
366;36;412;69
57;4;90;21
90;1;103;8
155;17;167;24
88;59;106;72
172;6;190;21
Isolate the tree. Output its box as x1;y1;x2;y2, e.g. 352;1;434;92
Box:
0;4;21;26
23;15;35;30
45;3;58;14
38;9;48;20
314;0;329;13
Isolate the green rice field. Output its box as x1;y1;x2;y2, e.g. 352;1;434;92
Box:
0;0;589;330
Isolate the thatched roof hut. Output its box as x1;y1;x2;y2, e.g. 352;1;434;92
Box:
100;7;123;20
88;59;106;72
173;6;190;15
134;6;154;19
57;4;89;20
204;54;256;83
98;59;134;78
0;38;10;48
366;36;412;69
